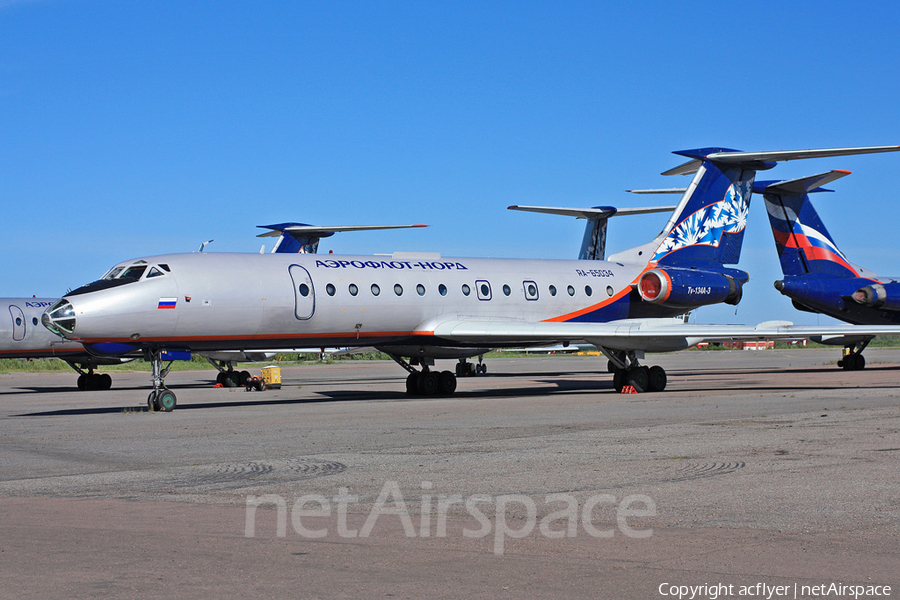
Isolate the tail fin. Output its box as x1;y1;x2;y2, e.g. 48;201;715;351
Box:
608;145;900;268
759;170;859;277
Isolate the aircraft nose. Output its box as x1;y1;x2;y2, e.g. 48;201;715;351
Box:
43;299;76;337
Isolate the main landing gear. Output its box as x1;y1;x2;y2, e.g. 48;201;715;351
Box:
66;361;113;391
146;349;177;412
838;340;869;371
604;350;667;393
205;357;252;387
389;354;458;396
455;356;487;376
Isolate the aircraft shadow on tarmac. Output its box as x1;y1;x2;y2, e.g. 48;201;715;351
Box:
11;364;900;417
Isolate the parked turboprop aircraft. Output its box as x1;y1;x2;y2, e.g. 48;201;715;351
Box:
43;145;900;411
763;170;900;369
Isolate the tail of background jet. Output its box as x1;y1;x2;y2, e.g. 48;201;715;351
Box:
609;145;900;270
760;170;861;278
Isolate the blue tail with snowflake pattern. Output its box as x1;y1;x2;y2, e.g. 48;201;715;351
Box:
650;148;756;269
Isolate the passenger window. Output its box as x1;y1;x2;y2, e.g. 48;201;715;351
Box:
371;284;381;296
567;285;575;296
607;286;614;297
349;283;359;296
439;284;447;296
417;284;426;296
394;284;403;296
32;317;38;326
326;283;336;296
299;283;310;297
585;285;593;297
476;280;492;301
462;284;471;296
502;284;511;296
549;285;557;296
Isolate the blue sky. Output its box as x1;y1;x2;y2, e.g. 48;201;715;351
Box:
2;1;898;325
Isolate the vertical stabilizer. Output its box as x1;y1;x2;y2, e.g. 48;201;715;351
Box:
760;170;858;277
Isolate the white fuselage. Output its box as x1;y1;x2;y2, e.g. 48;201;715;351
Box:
52;252;654;353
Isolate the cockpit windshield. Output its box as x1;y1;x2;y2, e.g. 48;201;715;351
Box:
120;265;147;280
68;260;168;297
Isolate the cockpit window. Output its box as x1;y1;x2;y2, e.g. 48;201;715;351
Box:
146;267;165;278
159;264;170;272
120;265;147;280
102;266;126;280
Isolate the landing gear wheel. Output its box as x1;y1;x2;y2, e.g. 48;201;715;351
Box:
607;360;617;374
216;372;227;385
418;371;440;395
100;373;112;390
438;371;457;395
148;391;161;412
612;369;625;393
406;373;419;395
843;354;866;370
626;366;649;393
77;374;86;391
648;366;667;392
157;389;177;412
239;371;252;387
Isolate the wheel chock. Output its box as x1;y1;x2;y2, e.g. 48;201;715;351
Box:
621;385;638;394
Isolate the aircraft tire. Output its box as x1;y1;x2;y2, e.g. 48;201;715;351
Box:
648;366;667;392
607;360;617;374
626;366;649;393
100;373;112;390
406;373;418;395
857;355;866;370
239;371;252;387
612;369;625;393
216;372;227;385
157;389;177;412
418;372;439;395
77;374;86;391
147;391;161;412
438;371;457;395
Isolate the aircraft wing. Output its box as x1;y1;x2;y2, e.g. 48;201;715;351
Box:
428;319;900;353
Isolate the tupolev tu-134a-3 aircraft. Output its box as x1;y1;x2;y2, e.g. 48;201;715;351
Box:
43;145;900;411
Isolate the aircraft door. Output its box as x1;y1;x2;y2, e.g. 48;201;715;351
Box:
9;305;26;341
289;264;316;320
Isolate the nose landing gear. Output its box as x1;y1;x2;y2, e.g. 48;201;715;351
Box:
146;350;177;412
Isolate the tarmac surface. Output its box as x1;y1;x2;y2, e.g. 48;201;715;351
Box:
1;349;898;599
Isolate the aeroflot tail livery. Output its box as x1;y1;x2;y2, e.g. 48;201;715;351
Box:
763;170;900;370
43;145;900;411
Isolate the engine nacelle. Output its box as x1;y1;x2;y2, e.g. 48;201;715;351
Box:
637;268;743;308
853;282;900;311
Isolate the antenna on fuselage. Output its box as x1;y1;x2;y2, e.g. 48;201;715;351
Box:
198;240;214;253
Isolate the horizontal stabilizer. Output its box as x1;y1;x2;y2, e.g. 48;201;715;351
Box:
257;223;428;254
755;170;851;196
626;188;688;194
507;205;676;219
257;223;428;238
663;145;900;176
